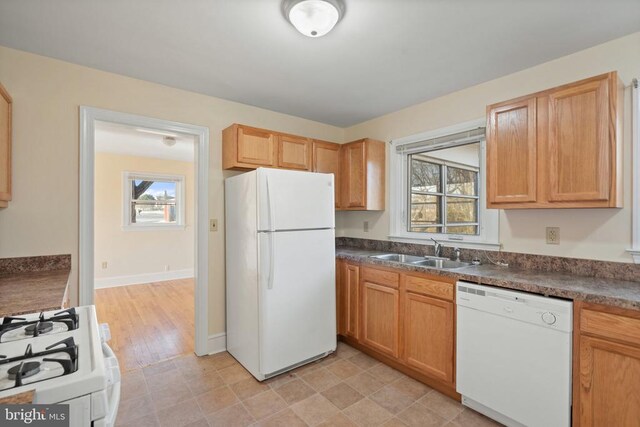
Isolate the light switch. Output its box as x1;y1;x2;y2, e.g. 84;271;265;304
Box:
210;219;218;232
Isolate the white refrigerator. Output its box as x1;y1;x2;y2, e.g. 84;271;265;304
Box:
225;168;337;380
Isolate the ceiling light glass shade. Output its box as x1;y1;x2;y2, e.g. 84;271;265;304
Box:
286;0;343;37
163;136;177;147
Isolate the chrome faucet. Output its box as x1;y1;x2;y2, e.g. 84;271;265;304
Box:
430;238;443;258
453;247;461;262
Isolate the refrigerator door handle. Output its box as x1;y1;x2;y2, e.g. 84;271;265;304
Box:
266;176;276;290
266;175;276;232
268;232;275;290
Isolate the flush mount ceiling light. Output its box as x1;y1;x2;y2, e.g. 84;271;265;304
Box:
283;0;345;38
162;136;177;147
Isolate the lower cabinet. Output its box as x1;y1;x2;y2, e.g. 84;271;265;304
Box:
337;260;360;340
574;302;640;426
361;281;399;358
336;261;457;397
403;291;454;384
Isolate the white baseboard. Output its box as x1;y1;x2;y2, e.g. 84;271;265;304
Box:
94;269;194;289
207;332;227;355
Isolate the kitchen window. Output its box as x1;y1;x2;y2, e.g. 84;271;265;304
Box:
390;121;499;248
409;155;479;235
122;172;185;229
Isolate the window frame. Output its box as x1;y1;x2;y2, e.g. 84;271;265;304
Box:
408;155;480;235
389;119;500;249
122;171;186;230
629;78;640;263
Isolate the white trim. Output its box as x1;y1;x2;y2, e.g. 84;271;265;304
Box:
628;79;640;264
387;235;501;250
389;119;500;250
122;171;186;229
94;269;194;289
207;333;227;355
80;106;210;356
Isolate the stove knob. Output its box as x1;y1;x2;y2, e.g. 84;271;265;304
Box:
541;312;557;325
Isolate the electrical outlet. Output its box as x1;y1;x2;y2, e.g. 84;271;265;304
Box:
363;221;369;232
546;227;560;245
210;219;218;232
101;261;107;269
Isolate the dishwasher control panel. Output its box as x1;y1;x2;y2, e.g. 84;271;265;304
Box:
456;281;573;332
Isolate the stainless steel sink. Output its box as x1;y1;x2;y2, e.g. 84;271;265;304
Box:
370;253;425;263
411;259;471;269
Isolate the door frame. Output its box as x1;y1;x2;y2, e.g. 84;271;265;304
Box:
79;106;210;356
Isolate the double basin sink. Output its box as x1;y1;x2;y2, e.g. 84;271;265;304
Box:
370;253;471;270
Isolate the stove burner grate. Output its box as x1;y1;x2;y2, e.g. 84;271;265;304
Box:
7;361;41;380
25;322;53;336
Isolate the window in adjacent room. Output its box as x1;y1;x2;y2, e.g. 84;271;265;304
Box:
123;172;185;229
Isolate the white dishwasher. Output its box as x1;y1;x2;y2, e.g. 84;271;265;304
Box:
456;281;573;427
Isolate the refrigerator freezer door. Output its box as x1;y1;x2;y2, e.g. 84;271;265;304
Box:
257;168;335;232
258;228;336;376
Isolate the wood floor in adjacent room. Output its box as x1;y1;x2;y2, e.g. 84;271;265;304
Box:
95;278;194;372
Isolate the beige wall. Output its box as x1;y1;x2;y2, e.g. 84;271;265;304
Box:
94;152;195;282
1;31;638;339
0;46;344;336
339;31;640;263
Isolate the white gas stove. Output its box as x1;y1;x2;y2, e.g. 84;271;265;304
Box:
0;306;120;427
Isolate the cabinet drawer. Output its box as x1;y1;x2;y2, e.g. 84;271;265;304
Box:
362;267;399;289
404;275;454;301
581;308;640;347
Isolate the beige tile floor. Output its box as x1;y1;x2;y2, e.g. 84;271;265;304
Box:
115;342;502;427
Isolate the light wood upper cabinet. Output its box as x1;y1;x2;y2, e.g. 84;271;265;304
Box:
547;77;612;203
223;124;385;211
223;124;277;169
487;97;537;205
574;302;640;426
278;134;311;170
403;292;454;384
312;140;341;208
0;83;11;208
487;72;622;209
361;274;399;358
340;138;385;211
342;141;366;208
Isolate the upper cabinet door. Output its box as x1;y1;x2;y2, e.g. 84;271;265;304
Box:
312;140;341;208
485;72;621;209
341;141;367;209
0;83;11;207
278;135;311;170
547;76;611;203
237;126;276;167
487;97;537;205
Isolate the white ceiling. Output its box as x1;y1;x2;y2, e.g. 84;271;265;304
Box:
95;121;195;162
1;1;639;127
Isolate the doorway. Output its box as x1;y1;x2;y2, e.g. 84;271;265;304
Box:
79;107;209;366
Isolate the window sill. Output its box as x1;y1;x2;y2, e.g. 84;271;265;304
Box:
122;224;187;231
626;249;640;264
388;234;501;251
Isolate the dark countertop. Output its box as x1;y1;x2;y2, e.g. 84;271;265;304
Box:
337;247;640;311
0;255;71;318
